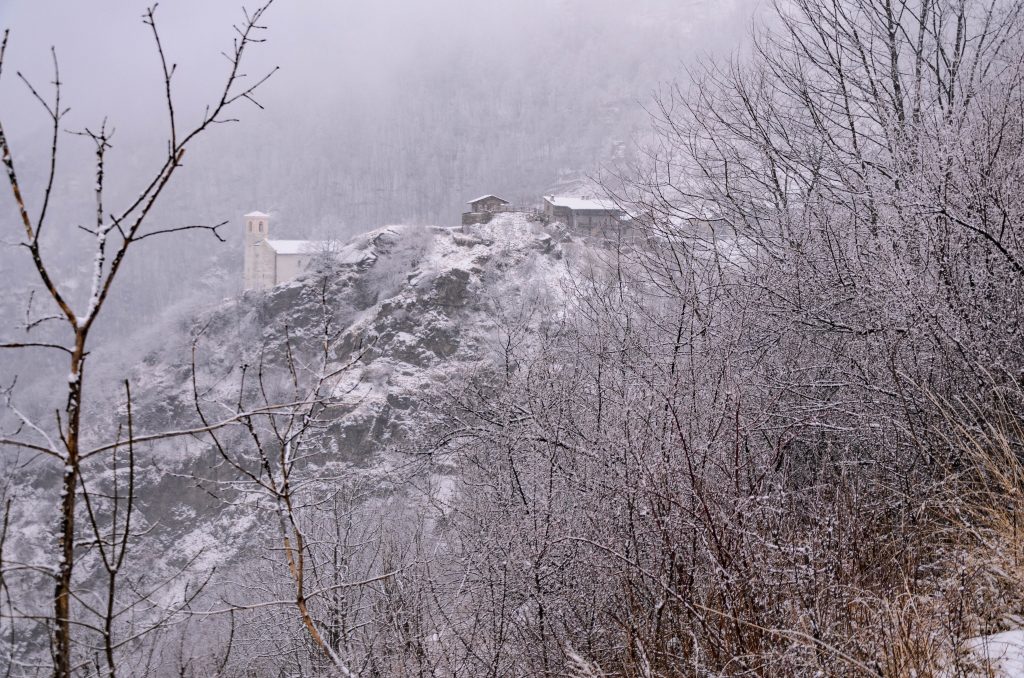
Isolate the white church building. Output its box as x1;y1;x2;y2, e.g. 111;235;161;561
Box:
243;211;327;291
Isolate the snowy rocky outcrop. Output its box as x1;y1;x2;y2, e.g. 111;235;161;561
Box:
107;213;575;573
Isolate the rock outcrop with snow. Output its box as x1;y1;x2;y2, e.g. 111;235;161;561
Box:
116;213;575;572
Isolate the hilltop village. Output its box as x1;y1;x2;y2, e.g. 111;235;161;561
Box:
243;193;631;291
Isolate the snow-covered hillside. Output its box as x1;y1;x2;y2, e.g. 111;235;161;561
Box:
108;213;577;575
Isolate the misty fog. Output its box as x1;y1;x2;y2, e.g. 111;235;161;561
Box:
0;0;751;390
13;0;1022;674
0;0;754;417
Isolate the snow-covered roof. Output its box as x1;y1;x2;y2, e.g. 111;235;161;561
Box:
245;211;271;218
266;239;319;255
467;194;509;205
544;195;624;212
265;239;374;266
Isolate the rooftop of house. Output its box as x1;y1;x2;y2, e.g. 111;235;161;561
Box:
245;210;271;218
544;195;624;212
467;194;509;205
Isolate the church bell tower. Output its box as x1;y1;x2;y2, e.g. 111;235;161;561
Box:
243;210;270;291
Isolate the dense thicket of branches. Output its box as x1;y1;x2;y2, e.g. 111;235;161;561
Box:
410;0;1024;675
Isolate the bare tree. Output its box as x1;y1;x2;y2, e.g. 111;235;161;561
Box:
188;277;419;676
0;4;277;675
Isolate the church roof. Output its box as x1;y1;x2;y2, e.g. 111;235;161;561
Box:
245;210;271;218
265;238;374;266
265;239;320;255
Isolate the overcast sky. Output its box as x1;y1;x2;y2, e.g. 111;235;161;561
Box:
0;0;757;309
0;0;755;140
0;0;759;413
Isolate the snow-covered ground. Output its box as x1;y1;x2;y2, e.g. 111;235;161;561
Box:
965;630;1024;677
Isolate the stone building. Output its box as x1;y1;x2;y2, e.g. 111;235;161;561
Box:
542;195;628;233
462;194;510;225
243;211;325;291
468;194;509;213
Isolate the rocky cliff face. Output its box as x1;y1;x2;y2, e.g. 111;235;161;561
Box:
115;213;576;574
